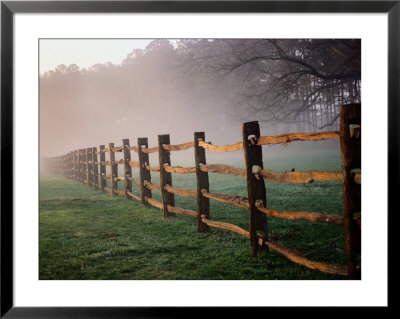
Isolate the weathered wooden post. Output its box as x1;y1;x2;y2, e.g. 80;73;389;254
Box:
68;152;72;179
137;138;152;205
67;152;71;178
242;121;268;256
158;134;175;218
86;148;91;185
99;145;106;192
340;103;361;280
92;147;98;189
194;132;210;233
122;139;132;200
77;151;81;181
82;149;87;183
108;143;117;196
65;153;69;178
79;149;85;183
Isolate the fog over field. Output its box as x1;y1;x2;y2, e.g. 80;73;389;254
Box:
40;39;360;169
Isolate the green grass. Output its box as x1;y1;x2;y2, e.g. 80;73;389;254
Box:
40;147;349;280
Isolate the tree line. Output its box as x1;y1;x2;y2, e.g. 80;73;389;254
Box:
40;39;360;156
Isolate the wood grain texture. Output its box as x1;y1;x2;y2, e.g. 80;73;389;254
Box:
256;131;340;146
146;197;163;209
122;139;132;200
201;190;249;209
144;181;161;190
127;191;141;202
158;134;175;218
264;240;348;276
167;205;197;218
99;145;106;192
163;141;194;151
199;140;242;152
259;169;342;183
199;164;246;177
108;143;117;197
256;206;344;225
201;216;250;239
194;132;210;232
165;185;197;198
92;147;99;189
145;165;160;172
340;103;362;279
138;138;152;205
164;165;196;174
243;121;268;255
141;146;158;154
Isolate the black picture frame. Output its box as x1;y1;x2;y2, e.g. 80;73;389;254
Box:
1;1;396;317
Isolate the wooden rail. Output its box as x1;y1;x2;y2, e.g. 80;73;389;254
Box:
201;216;250;239
163;141;194;151
167;205;197;218
201;190;249;209
200;164;246;177
127;191;141;202
255;131;340;146
263;240;348;276
48;104;361;279
165;185;197;198
164;165;196;174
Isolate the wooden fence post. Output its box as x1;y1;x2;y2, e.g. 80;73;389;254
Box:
194;132;210;233
86;148;91;186
158;134;175;218
65;153;69;178
242;121;268;256
99;145;106;192
67;152;71;179
92;147;98;189
77;151;80;181
79;149;85;183
89;147;94;186
68;152;72;179
340;103;361;280
122;139;132;200
138;138;152;205
108;143;117;196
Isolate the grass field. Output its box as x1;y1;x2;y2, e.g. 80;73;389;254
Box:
40;145;349;280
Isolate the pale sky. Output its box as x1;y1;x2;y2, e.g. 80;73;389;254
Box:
39;39;155;74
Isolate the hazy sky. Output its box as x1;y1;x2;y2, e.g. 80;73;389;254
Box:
39;39;153;74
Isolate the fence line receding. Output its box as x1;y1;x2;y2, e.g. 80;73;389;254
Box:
48;104;361;279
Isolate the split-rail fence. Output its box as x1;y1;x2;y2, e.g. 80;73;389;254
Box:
48;103;361;279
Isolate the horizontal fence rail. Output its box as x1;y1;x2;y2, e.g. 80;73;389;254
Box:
48;104;361;279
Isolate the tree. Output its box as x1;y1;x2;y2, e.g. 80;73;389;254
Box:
176;39;361;131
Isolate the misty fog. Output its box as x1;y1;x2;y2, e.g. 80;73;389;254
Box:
40;39;360;171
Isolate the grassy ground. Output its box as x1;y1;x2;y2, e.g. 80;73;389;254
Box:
40;146;349;280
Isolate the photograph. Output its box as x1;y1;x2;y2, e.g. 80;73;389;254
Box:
40;38;361;280
1;0;394;315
